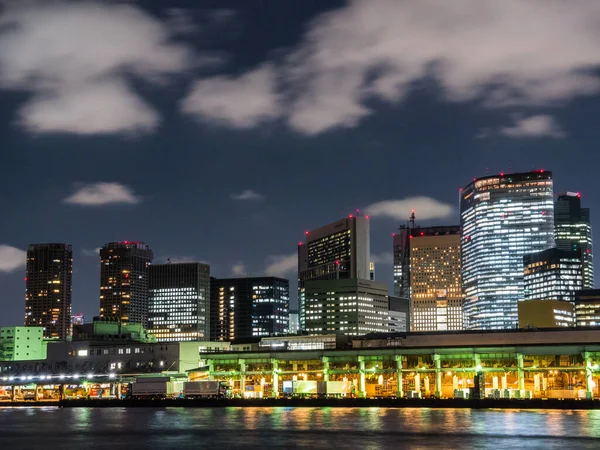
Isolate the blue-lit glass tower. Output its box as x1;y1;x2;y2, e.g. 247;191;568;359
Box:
460;171;555;330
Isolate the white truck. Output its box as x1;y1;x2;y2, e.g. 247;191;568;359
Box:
183;381;229;399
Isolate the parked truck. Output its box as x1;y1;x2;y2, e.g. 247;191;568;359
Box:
131;377;168;399
183;381;229;399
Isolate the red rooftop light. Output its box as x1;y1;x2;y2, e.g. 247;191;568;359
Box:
392;233;396;237
298;242;303;246
365;215;369;219
349;214;353;218
577;192;581;198
305;231;309;235
500;172;504;176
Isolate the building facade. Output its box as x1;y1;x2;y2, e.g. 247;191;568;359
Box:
574;289;600;327
523;248;582;303
303;279;389;336
388;296;410;333
148;262;211;342
99;242;153;327
210;277;289;341
518;299;575;328
393;226;412;299
0;327;47;361
460;171;555;330
288;310;299;334
555;192;594;289
25;243;73;340
408;226;462;332
298;216;370;329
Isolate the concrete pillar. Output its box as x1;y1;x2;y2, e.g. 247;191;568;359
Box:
434;354;442;398
517;353;525;391
358;356;366;398
11;385;17;402
239;359;246;395
35;385;41;401
322;357;330;382
208;361;214;381
271;359;279;398
585;353;594;399
395;355;403;398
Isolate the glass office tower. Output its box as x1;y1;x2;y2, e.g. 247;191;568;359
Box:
148;262;210;342
555;192;594;289
460;171;555;329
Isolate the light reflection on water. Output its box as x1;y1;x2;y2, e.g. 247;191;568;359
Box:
1;407;600;449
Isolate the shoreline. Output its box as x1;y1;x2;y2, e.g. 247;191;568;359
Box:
2;398;600;409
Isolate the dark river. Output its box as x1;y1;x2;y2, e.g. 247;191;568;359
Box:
1;406;599;449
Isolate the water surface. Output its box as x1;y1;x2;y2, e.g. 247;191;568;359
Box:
1;407;599;449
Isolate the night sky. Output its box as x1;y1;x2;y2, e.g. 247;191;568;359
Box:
1;0;600;327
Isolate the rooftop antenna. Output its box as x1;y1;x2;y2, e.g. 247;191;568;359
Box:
409;209;416;229
167;258;171;264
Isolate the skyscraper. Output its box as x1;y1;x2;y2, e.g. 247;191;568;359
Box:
460;170;555;330
148;262;210;342
210;277;289;341
298;215;370;329
303;279;389;336
408;226;462;332
523;248;582;303
25;243;73;340
555;192;594;289
99;241;153;326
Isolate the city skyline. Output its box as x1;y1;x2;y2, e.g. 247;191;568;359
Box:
2;0;600;327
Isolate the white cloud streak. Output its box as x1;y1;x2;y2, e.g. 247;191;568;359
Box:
365;197;454;221
230;189;265;201
181;65;281;128
0;1;192;135
264;253;296;278
82;247;101;257
231;262;248;277
0;245;26;273
371;251;393;265
181;0;600;135
499;114;565;138
63;182;141;206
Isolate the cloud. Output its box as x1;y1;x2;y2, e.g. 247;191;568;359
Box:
181;64;281;128
499;114;565;138
0;245;26;273
371;251;393;265
63;182;141;206
183;1;600;135
231;262;248;277
264;253;296;278
0;1;192;135
365;197;454;221
155;255;209;264
230;189;265;201
82;247;101;257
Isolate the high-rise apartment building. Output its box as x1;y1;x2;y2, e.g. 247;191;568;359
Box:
25;243;73;340
298;215;370;329
460;171;555;330
523;248;582;303
210;277;289;341
99;241;153;327
555;192;594;289
148;262;210;342
303;279;389;336
409;226;462;332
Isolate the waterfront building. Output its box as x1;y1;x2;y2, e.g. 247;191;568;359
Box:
209;277;289;341
407;226;462;332
99;241;153;327
148;262;210;342
303;279;389;336
204;328;600;400
518;299;575;328
460;171;555;330
298;215;370;330
555;192;594;289
0;327;47;361
25;243;73;340
574;289;600;327
523;248;582;303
